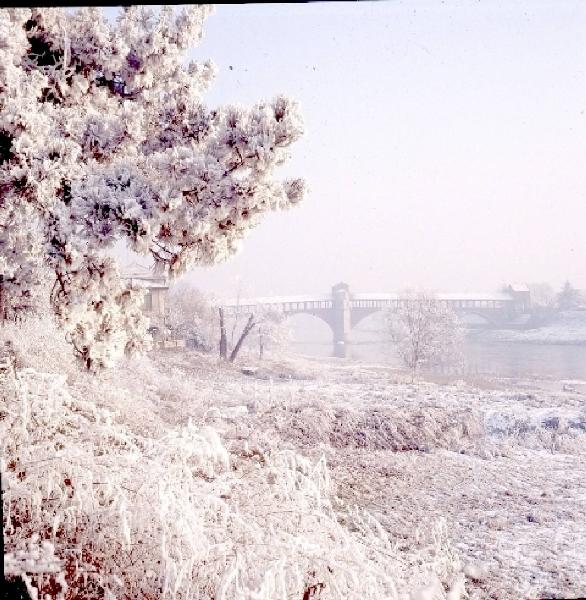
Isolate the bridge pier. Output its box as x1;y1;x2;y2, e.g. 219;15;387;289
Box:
332;283;352;358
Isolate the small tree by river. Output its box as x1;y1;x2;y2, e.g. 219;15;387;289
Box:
387;291;463;381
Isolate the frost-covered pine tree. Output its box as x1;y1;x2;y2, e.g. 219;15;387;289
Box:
0;6;305;369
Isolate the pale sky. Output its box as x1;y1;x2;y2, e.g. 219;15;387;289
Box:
121;2;586;298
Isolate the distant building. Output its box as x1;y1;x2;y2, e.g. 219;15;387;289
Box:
505;283;531;313
120;262;169;326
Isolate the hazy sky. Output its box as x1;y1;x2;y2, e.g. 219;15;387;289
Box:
123;2;586;298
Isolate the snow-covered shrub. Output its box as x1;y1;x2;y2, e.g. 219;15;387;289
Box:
484;405;586;455
242;394;485;455
2;363;462;599
0;311;77;378
2;367;227;599
166;283;218;352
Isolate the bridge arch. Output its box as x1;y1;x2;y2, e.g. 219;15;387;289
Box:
284;312;334;356
350;307;388;330
281;309;334;330
457;311;496;328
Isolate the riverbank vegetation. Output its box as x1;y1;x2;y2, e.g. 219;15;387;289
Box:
3;317;585;599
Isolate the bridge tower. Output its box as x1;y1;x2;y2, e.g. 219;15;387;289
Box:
332;282;352;358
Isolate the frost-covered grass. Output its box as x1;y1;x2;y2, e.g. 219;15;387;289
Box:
138;351;586;600
1;326;459;599
2;325;586;599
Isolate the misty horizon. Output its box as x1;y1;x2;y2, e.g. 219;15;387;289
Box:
115;1;586;299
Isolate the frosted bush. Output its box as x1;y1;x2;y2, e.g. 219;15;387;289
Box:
241;395;486;455
1;363;461;599
0;310;76;377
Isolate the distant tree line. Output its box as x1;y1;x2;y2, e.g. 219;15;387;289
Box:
527;280;583;312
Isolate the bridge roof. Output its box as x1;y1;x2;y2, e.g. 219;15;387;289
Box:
437;292;512;301
224;294;331;306
224;291;514;307
351;292;512;301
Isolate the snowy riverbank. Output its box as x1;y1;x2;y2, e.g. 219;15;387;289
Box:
110;351;586;599
470;310;586;345
3;334;585;599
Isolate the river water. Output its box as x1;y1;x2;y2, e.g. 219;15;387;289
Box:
291;338;586;381
287;316;586;381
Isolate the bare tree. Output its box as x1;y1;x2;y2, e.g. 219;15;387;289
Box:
220;306;290;363
387;291;463;381
228;314;257;363
216;281;259;363
528;282;556;309
217;307;258;363
255;308;290;360
526;282;557;327
165;283;269;364
219;307;228;360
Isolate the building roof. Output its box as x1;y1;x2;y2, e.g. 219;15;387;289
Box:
121;261;168;289
436;292;513;301
508;283;530;292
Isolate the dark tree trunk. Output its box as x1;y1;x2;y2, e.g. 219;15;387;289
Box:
3;577;32;600
0;274;4;324
229;313;256;363
218;307;227;360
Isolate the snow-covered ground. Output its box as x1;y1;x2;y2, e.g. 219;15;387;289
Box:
473;310;586;345
3;326;586;599
118;351;586;599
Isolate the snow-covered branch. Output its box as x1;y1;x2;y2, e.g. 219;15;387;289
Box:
0;7;305;368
